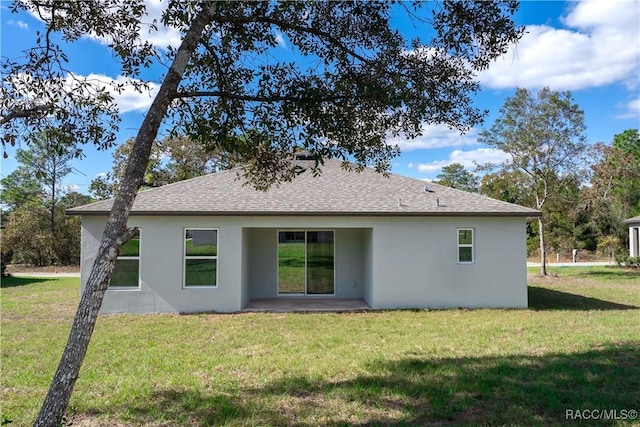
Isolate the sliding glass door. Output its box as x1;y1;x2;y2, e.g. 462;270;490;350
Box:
278;230;334;295
306;231;335;294
277;231;306;294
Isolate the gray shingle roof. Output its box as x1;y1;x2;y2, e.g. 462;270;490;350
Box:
68;159;540;217
624;215;640;224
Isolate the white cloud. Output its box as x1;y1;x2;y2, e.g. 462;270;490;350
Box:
389;123;479;151
61;184;80;193
416;148;510;174
82;74;159;113
26;0;182;51
274;31;287;48
3;71;157;115
416;160;448;174
84;0;183;51
136;0;183;51
7;20;28;29
481;0;640;91
616;97;640;119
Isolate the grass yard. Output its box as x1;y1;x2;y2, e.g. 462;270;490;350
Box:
1;267;639;426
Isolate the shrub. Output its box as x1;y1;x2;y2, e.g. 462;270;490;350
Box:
615;255;640;268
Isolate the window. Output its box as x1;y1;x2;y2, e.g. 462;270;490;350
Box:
184;228;218;288
457;228;474;264
109;229;140;289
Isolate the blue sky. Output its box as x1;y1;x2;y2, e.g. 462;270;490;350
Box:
1;0;639;194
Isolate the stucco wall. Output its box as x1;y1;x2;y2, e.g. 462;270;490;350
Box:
240;227;251;308
80;215;528;313
82;216;244;313
370;217;527;309
245;228;277;299
334;228;367;298
362;228;373;307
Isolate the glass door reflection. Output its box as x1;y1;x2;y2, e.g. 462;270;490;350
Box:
277;231;334;295
306;231;334;294
277;231;306;294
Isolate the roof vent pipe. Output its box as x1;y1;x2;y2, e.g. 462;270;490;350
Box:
397;198;402;207
436;198;440;207
294;151;314;160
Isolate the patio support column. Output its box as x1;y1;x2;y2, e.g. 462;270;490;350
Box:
631;226;639;257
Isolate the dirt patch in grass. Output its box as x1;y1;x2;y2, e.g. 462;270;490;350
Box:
67;414;132;427
6;264;80;274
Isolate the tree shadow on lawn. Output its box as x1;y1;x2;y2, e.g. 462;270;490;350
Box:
574;269;640;280
0;276;50;288
528;286;638;311
78;342;640;426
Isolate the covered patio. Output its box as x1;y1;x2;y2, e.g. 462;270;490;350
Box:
243;298;371;312
242;227;372;303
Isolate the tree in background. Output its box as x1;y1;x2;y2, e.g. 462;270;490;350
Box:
1;1;524;424
434;163;479;193
88;137;165;200
89;135;236;199
582;129;640;251
161;134;237;182
542;173;586;255
478;87;587;275
480;169;533;205
480;168;537;251
0;132;88;265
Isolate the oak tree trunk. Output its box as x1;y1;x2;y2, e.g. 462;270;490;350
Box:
34;5;216;426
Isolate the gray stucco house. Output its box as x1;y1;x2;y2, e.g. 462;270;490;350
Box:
69;157;540;313
624;216;640;257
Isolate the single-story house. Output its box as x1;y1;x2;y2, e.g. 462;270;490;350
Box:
624;216;640;257
68;157;540;314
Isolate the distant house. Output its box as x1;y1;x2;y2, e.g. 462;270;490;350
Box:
68;157;540;314
624;216;640;257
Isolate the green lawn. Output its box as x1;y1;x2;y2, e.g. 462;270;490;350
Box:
1;268;639;426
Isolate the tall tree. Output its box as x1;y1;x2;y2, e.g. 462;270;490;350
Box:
1;191;89;265
0;166;41;211
2;1;524;424
480;169;533;206
88;137;165;200
480;169;538;253
582;129;640;246
0;131;78;264
21;132;76;238
161;135;237;181
89;135;235;199
434;163;479;193
613;128;640;161
478;87;587;275
542;173;584;254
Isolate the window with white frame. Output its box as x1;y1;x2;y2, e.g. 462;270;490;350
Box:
457;228;474;264
184;228;218;288
109;229;141;289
